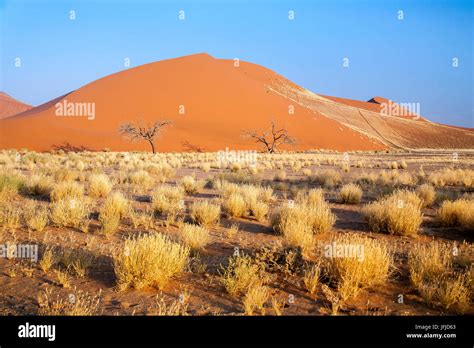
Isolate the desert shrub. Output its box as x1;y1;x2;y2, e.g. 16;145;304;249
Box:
50;197;90;231
128;207;155;229
338;184;363;204
309;169;341;187
273;171;287;182
128;170;154;191
23;201;48;232
53;169;78;182
103;192;129;218
37;288;101;316
428;168;474;187
303;263;321;295
243;283;269;315
113;233;190;291
180;223;210;251
50;182;84;202
323;233;391;301
21;174;53;196
416;184;436;207
230;162;241;172
190;201;220;227
437;198;474;229
222;193;246;218
200;162;211;173
180;175;204;195
99;206;120;235
151;185;184;219
88;173;113;198
0;203;21;231
271;198;335;253
249;201;269;222
0;172;24;197
39;248;55;273
259;186;274;203
362;189;423;236
220;254;264;297
294;188;322;204
408;242;470;313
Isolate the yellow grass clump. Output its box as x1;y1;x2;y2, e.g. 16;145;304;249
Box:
222;193;247;218
243;283;269;315
50;197;90;231
38;287;101;316
323;233;391;301
428;168;474;187
0;203;21;231
362;189;423;236
23;201;48;232
0;172;24;198
180;223;210;251
180;175;204;195
309;169;341;187
190;201;221;227
272;196;335;253
151;185;185;219
415;184;436;207
50;182;84;203
437;198;474;229
408;242;470;313
21;174;53;196
338;184;363;204
220;254;264;297
113;233;190;291
88;173;113;198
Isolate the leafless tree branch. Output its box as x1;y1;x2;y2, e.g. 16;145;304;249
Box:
119;119;171;153
242;121;295;153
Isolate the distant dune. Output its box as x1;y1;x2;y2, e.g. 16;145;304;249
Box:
1;53;472;152
0;92;32;119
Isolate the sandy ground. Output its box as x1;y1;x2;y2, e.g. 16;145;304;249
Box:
0;150;472;316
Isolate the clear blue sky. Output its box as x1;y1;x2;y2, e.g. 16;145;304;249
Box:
1;0;472;127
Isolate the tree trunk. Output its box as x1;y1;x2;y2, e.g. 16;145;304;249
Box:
148;140;156;153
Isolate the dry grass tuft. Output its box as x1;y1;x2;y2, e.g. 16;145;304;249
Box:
416;184;436;207
23;201;48;232
50;197;90;231
303;263;321;295
50;182;84;202
323;233;391;301
243;283;269;315
362;189;423;236
151;185;184;220
220;254;264;297
180;223;210;251
437;198;474;229
222;193;246;218
180;175;204;195
38;287;101;315
88;173;113;198
0;203;21;231
408;242;471;313
21;174;53;196
190;200;221;227
310;169;341;187
113;233;190;291
338;184;363;204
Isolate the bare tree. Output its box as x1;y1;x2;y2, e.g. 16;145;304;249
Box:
119;119;171;153
242;121;295;153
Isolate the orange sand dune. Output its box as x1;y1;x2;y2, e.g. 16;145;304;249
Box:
0;53;472;152
0;92;32;119
0;53;385;152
